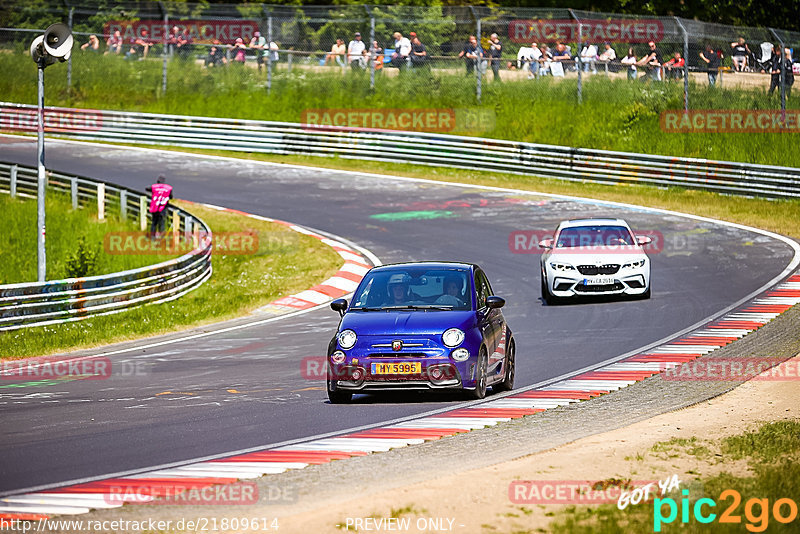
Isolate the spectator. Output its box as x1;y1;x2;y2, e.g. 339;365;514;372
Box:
552;42;571;66
621;47;637;80
146;175;173;241
135;29;151;59
371;40;384;70
325;39;346;66
769;47;794;98
579;42;598;73
250;31;266;71
410;36;428;68
488;33;503;81
106;30;122;54
169;26;191;59
537;43;552;76
231;37;247;64
526;42;542;78
598;43;616;65
80;34;100;53
636;41;662;81
700;44;720;86
347;32;366;70
205;39;227;67
458;35;482;75
730;37;750;72
391;32;411;68
268;41;279;63
663;52;685;80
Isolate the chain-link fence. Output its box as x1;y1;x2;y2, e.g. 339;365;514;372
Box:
1;2;798;128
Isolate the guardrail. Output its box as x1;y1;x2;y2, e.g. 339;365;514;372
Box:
1;102;799;200
0;161;212;331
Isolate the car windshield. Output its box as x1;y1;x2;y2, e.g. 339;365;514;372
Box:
556;225;635;248
350;267;472;311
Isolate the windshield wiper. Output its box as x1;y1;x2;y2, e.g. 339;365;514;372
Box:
351;306;385;311
381;305;454;311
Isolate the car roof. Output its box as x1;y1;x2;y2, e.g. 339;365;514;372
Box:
369;261;474;273
558;218;630;229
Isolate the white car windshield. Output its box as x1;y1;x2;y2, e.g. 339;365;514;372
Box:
556;225;635;248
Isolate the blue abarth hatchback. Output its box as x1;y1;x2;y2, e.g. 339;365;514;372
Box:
326;262;515;403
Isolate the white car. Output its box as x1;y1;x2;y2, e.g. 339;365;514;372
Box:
539;218;651;304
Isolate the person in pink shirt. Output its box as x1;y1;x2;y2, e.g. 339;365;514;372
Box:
145;175;173;240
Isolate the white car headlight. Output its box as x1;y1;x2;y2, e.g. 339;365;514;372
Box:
337;329;357;349
622;259;646;269
330;351;346;364
549;262;576;271
442;328;465;348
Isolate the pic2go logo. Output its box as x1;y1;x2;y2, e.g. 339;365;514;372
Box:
654;489;799;532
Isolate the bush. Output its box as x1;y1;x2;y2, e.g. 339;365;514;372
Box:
64;236;98;278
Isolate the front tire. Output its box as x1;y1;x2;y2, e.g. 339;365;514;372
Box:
541;271;559;305
327;373;352;404
494;338;515;392
468;348;488;400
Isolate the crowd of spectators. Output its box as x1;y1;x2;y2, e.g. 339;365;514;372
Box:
75;27;796;96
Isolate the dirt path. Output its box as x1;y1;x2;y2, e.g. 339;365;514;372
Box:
279;353;800;533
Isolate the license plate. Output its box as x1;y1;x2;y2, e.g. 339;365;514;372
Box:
583;277;615;285
371;362;421;375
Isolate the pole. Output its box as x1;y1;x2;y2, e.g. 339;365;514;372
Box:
476;17;482;103
66;6;74;91
36;62;47;282
369;15;376;90
675;18;689;113
267;14;273;94
159;2;168;95
570;10;582;104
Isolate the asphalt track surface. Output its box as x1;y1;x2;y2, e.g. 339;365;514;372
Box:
0;136;795;495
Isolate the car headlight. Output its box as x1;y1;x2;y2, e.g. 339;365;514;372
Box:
442;328;465;348
549;262;576;271
337;329;357;349
330;351;346;364
622;259;646;269
451;348;470;361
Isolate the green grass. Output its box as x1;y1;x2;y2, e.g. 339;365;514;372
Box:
2;51;798;168
0;191;176;284
547;419;800;533
0;200;342;359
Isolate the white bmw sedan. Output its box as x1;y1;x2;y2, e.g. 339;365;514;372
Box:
539;218;651;304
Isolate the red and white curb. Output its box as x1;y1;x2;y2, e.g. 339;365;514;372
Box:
192;203;374;315
3;274;798;521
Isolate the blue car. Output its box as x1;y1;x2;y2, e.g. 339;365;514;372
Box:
326;262;515;403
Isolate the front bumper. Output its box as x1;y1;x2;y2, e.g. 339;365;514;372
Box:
329;361;465;391
547;267;649;297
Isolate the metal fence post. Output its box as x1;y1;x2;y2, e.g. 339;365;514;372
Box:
471;8;481;103
9;164;16;198
140;195;147;231
97;182;105;220
675;18;690;113
267;12;273;94
67;6;74;92
159;3;168;95
70;176;77;209
369;12;376;90
769;28;786;122
120;189;127;221
570;10;582;104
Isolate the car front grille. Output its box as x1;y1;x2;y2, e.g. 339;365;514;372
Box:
577;264;620;275
368;352;428;359
575;282;625;293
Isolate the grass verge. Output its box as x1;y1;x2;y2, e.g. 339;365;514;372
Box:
0;199;342;360
1;191;176;284
1;51;798;167
547;419;800;533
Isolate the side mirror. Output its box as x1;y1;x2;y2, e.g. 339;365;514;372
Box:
331;298;348;316
485;296;505;309
636;235;652;246
538;238;553;250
